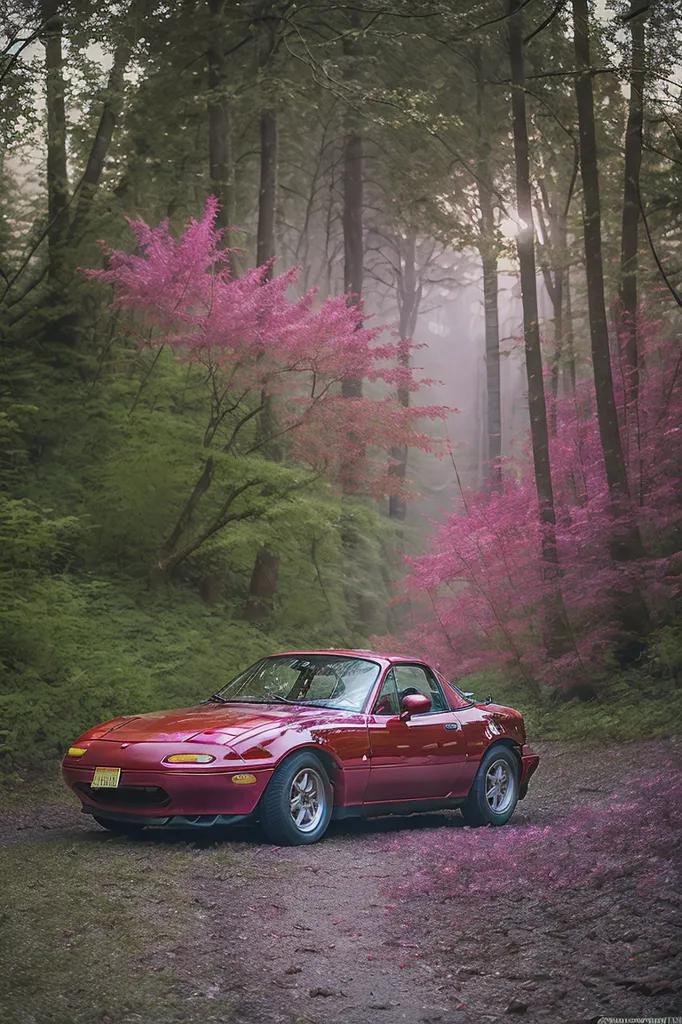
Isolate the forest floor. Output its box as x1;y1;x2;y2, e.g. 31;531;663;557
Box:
1;737;680;1024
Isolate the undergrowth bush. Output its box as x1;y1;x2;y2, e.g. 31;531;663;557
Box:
0;572;362;769
456;640;682;744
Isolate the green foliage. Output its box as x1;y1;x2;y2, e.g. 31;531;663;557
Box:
0;321;404;768
459;628;682;744
0;339;403;767
0;570;368;768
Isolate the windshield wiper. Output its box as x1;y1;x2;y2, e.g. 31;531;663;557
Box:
202;694;326;706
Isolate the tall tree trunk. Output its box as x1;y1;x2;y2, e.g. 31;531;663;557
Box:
69;0;147;245
564;264;577;393
340;17;365;493
207;0;234;249
389;230;421;521
474;45;502;489
534;185;565;433
572;0;651;636
256;109;277;270
243;548;280;622
619;0;648;398
341;11;364;401
481;254;501;478
508;0;572;660
243;108;280;621
342;130;364;401
41;1;69;283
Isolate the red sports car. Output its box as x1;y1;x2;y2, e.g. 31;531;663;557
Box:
62;650;540;845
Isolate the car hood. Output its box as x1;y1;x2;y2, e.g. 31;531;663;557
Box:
94;702;355;744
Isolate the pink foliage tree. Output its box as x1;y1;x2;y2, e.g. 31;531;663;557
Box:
383;312;682;692
85;199;448;579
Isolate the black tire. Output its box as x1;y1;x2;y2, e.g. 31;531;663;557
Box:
460;746;520;827
260;751;333;846
92;815;146;835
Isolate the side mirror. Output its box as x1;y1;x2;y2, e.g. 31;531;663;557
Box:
400;693;432;720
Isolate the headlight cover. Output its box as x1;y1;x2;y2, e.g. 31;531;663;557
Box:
164;753;215;765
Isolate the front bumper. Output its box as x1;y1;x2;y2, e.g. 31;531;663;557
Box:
62;742;273;821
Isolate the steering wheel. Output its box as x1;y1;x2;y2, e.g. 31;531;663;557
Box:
398;686;421;702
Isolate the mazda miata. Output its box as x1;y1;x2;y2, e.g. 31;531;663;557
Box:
62;650;540;845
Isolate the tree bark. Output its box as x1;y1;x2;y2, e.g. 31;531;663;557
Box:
257;109;277;271
69;1;147;245
207;0;234;248
342;130;364;401
534;183;566;434
41;1;69;282
572;0;651;635
572;2;646;535
341;11;364;401
508;0;572;660
619;0;648;398
243;107;281;620
255;105;279;454
243;547;280;621
339;17;365;493
564;264;577;393
389;230;421;521
157;456;215;571
482;251;501;479
474;45;502;489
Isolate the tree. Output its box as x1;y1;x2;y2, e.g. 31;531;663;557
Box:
618;0;649;397
243;7;282;622
572;0;651;636
40;0;69;284
507;0;572;658
86;200;448;580
206;0;237;264
473;42;503;487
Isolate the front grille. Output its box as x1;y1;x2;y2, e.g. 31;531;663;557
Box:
75;783;171;807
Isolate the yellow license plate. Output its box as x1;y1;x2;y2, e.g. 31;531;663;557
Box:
91;767;121;789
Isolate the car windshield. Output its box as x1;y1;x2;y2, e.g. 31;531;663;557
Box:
216;655;382;711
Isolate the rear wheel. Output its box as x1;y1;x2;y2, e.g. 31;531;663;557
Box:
461;746;519;827
260;752;333;846
92;815;146;835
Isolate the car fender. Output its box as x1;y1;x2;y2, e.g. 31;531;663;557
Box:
231;717;371;808
457;704;525;762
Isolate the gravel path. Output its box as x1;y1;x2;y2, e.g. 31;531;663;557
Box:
1;737;680;1024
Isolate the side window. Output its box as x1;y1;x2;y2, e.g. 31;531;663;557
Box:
393;665;448;713
372;670;400;716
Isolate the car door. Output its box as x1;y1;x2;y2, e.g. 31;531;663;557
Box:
364;663;471;804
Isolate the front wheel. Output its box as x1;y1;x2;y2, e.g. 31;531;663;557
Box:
260;752;333;846
461;746;519;827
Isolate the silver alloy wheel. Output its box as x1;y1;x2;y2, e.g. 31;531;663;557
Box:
485;758;515;814
289;768;325;833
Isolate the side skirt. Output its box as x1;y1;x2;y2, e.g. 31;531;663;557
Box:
332;797;465;821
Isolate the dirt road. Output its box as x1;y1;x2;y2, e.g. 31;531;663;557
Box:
1;738;680;1024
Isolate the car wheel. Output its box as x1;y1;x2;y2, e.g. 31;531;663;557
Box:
461;746;519;827
260;752;333;846
92;815;146;835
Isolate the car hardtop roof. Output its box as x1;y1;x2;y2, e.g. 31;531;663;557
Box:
268;649;427;666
